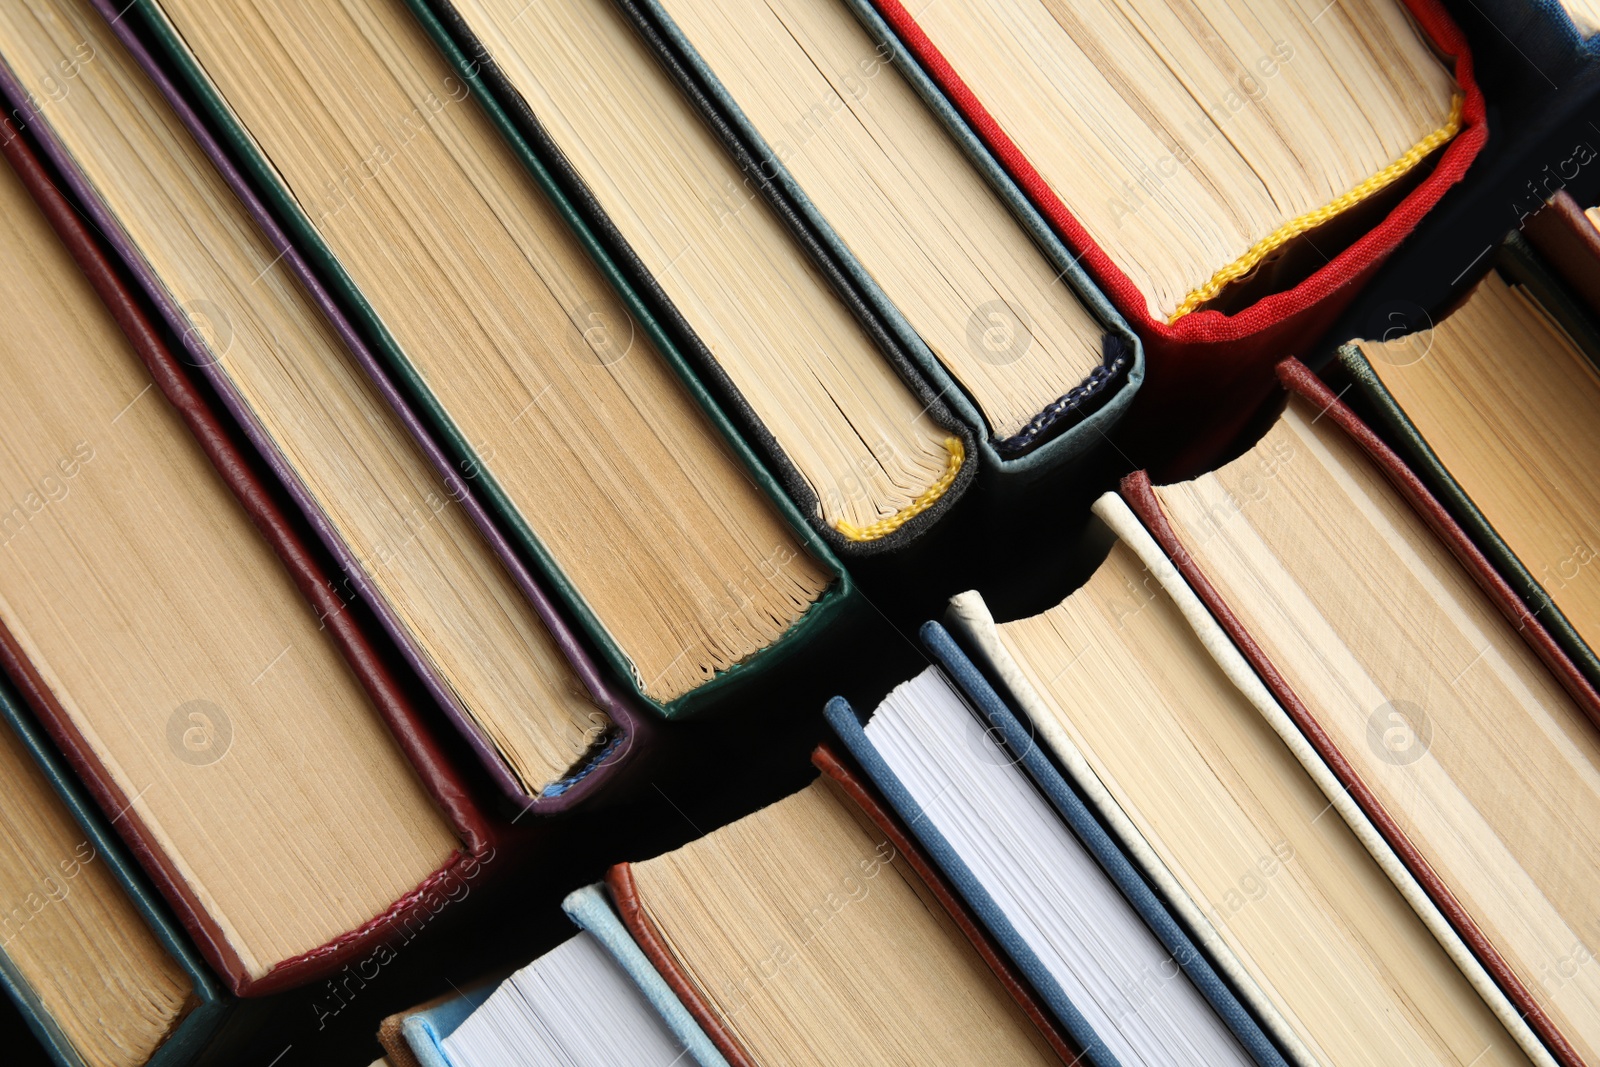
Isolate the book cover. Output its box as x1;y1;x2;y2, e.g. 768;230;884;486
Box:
853;0;1487;473
0;679;229;1067
0;111;500;998
1336;237;1600;695
393;885;728;1067
112;0;859;719
944;495;1555;1067
607;745;1080;1065
582;0;1145;481
414;0;986;551
0;8;653;812
1121;356;1600;1066
824;622;1289;1067
1525;191;1600;319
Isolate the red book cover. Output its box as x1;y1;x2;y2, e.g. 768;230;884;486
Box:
863;0;1487;472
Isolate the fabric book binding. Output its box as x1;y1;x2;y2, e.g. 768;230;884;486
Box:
0;114;500;997
1526;191;1600;319
114;0;858;719
851;0;1487;470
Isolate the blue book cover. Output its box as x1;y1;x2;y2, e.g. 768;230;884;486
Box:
824;621;1287;1067
396;885;725;1067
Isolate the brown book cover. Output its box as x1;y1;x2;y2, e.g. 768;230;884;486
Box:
1525;190;1600;320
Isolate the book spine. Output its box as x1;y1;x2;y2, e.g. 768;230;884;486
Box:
561;884;730;1067
1336;341;1600;695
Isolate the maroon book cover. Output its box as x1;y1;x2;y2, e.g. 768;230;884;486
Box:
1525;190;1600;320
0;114;505;997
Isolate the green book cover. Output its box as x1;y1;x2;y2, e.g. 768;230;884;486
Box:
127;0;857;719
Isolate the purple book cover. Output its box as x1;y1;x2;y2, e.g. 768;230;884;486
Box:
0;2;651;810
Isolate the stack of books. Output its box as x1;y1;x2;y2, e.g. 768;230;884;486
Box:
0;0;1594;1063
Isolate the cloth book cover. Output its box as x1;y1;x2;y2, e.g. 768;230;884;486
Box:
584;0;1146;483
606;745;1079;1065
942;494;1553;1067
114;0;857;720
396;885;728;1067
412;0;988;553
0;7;652;812
0;113;500;998
823;623;1289;1067
851;0;1487;471
1525;191;1600;320
0;680;229;1067
1337;232;1600;695
1122;356;1600;1066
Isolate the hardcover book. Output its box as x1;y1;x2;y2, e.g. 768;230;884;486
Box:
412;0;983;551
0;112;493;996
391;885;726;1067
1525;191;1600;318
944;494;1549;1066
0;0;653;809
428;0;1144;493
824;635;1284;1066
0;680;227;1067
849;0;1487;468
115;0;854;719
1337;235;1600;694
607;747;1079;1064
1121;357;1600;1066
